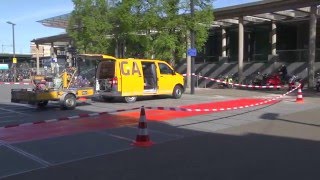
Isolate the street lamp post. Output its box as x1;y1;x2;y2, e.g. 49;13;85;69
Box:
190;0;195;94
7;21;16;82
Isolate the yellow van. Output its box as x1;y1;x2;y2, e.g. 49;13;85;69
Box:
79;54;185;103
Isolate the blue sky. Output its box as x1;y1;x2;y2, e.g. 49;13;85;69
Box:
0;0;258;54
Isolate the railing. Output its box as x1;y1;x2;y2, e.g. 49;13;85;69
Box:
277;49;320;62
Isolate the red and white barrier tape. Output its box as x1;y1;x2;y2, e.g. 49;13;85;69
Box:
0;82;31;85
0;86;299;129
182;73;286;89
182;73;195;77
198;75;284;89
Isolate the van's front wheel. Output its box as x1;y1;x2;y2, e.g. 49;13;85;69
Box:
172;85;183;99
124;96;137;103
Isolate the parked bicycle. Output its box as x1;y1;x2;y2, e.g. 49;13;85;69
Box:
217;74;234;88
250;72;269;86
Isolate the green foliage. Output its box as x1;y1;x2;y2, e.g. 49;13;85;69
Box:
67;0;214;64
68;0;112;54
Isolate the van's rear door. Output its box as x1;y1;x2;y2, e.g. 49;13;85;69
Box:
119;60;144;96
96;60;116;92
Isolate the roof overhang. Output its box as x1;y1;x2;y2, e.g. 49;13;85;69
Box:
36;0;320;33
31;33;72;46
213;0;320;27
37;13;70;29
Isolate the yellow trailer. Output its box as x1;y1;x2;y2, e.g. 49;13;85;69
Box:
11;68;94;110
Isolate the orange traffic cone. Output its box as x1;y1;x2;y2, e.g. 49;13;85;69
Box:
296;85;304;103
132;106;153;147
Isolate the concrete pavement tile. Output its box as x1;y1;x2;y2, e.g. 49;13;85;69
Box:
13;132;133;164
216;119;320;141
277;108;320;126
166;115;223;126
97;126;183;144
213;118;255;127
181;122;232;133
0;146;43;179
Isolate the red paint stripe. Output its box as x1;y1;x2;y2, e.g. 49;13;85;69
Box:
58;117;69;121
79;114;90;117
33;120;45;124
0;114;139;143
4;124;19;128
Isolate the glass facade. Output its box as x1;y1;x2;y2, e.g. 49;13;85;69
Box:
199;20;320;63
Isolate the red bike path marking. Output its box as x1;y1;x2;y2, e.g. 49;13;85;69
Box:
119;98;276;121
0;98;275;143
0;114;138;143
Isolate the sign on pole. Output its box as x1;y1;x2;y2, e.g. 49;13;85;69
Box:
12;58;17;64
187;48;197;57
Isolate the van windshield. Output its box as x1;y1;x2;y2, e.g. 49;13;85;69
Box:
97;60;115;79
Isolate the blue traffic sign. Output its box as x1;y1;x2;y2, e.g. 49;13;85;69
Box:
187;48;197;57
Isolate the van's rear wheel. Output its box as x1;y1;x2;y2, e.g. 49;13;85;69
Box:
172;85;183;99
124;96;137;103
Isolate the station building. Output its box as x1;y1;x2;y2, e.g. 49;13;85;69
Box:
32;0;320;88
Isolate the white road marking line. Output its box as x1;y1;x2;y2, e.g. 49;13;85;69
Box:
0;140;51;167
0;107;31;116
108;134;134;142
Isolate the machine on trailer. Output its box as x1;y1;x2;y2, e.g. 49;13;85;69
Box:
11;67;94;110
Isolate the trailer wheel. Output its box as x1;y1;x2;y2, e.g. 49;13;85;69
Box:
61;94;76;110
37;100;48;108
124;96;137;103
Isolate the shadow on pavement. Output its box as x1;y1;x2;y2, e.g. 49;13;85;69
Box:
4;121;320;180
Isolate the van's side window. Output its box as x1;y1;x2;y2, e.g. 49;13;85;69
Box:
159;63;173;75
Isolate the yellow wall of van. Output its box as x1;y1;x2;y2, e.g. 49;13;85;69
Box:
89;54;185;102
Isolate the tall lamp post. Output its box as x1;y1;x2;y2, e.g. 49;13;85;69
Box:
7;21;16;82
190;0;195;94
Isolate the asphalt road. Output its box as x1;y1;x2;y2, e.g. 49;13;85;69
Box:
1;84;320;180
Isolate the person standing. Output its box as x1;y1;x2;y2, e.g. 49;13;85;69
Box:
278;64;287;82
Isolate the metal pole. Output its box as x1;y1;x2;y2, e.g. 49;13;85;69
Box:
7;21;16;82
36;43;40;75
238;16;244;83
308;6;317;89
190;0;195;94
12;24;15;58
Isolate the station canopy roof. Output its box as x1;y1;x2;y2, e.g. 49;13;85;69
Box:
34;0;320;44
37;13;70;29
38;0;320;29
31;33;72;46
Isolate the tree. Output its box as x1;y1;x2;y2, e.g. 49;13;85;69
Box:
67;0;214;65
67;0;113;54
134;0;214;65
127;0;214;65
